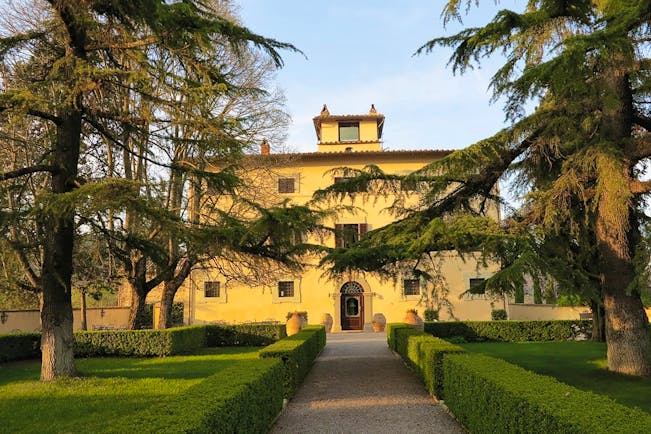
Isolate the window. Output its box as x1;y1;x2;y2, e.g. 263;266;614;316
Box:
204;281;220;298
468;278;486;295
403;279;420;296
278;281;294;297
278;177;295;194
339;122;359;142
335;223;368;248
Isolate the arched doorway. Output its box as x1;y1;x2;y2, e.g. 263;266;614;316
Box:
340;281;364;330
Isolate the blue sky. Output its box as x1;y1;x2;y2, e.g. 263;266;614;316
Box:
237;0;521;153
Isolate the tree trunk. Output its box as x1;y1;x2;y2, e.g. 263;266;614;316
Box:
596;174;651;375
40;109;82;380
589;299;606;342
157;259;194;330
80;290;87;331
602;288;650;375
127;286;148;330
157;281;178;330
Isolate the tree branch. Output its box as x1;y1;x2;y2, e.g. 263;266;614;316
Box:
634;114;651;132
0;165;59;182
85;36;159;51
0;106;62;125
630;180;651;194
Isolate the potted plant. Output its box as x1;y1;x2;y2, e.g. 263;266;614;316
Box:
404;309;424;331
371;313;386;332
286;311;303;336
424;309;439;321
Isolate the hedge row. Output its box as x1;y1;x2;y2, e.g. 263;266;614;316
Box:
389;323;651;433
0;332;41;362
259;325;326;398
106;359;284;434
75;326;207;357
390;324;463;397
424;320;592;342
205;324;286;347
444;353;651;434
1;324;288;361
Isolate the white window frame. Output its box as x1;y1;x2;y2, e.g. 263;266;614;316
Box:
201;280;227;304
271;277;301;303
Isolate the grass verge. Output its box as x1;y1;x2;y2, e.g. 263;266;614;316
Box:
0;347;262;433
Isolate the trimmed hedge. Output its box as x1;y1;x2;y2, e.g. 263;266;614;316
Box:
0;332;41;362
205;324;286;347
259;325;326;397
443;353;651;434
74;326;207;357
386;323;413;351
425;320;592;342
106;359;284;434
3;324;290;361
389;324;464;398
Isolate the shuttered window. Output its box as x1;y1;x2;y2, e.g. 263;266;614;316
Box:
278;281;295;297
335;223;368;248
403;279;420;296
278;177;295;193
204;281;220;298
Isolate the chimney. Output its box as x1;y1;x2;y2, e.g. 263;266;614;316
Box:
260;139;270;155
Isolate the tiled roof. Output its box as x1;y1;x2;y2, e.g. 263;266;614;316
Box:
244;148;452;160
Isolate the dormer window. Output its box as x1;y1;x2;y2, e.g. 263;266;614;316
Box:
339;122;359;142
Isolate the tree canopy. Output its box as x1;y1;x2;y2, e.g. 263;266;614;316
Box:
0;0;309;380
319;0;651;376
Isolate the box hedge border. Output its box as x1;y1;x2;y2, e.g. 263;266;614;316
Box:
106;358;284;434
424;320;592;342
74;326;207;357
389;324;464;398
205;324;286;347
0;332;41;362
388;322;651;433
259;325;326;398
443;353;651;434
1;324;289;361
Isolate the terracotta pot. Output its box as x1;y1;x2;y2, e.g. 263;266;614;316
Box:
404;311;424;331
371;313;386;333
286;311;303;336
320;313;333;333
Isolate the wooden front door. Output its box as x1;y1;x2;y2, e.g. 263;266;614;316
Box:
340;282;364;330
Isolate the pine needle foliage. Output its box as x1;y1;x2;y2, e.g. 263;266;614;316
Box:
319;0;651;375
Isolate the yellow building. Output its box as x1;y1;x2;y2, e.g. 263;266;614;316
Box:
184;105;501;331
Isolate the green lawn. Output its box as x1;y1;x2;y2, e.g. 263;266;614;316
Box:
0;347;262;433
460;341;651;414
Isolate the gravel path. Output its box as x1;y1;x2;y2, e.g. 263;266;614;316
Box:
270;331;466;434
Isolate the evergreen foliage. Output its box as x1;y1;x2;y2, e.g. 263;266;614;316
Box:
0;0;308;379
318;0;651;375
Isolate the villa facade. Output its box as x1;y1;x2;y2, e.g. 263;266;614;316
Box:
169;105;506;331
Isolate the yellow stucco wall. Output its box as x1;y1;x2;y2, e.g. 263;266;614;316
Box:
319;119;379;144
187;253;501;328
0;307;131;333
507;304;590;320
182;146;506;330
